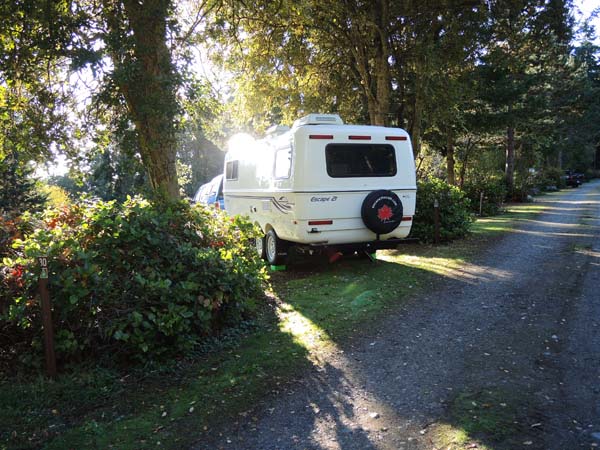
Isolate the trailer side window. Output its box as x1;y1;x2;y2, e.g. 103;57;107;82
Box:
325;144;397;177
226;160;238;180
274;148;292;179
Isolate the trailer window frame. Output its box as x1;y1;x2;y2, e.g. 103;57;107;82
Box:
225;160;239;180
325;143;397;178
273;146;292;179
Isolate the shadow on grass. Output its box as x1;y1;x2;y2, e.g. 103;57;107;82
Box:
1;292;317;449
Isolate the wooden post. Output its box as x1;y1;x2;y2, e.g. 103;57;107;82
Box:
433;199;440;244
38;256;57;378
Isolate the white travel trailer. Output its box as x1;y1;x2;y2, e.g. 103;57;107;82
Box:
223;114;417;265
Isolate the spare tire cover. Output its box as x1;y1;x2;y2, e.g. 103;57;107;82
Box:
361;190;403;235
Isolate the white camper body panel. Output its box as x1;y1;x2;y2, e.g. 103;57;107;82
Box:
223;117;417;247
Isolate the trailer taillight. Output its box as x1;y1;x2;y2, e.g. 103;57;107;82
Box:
309;134;334;139
348;135;371;140
401;216;412;221
308;220;333;225
386;136;407;141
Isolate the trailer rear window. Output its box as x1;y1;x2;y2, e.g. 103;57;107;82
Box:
325;144;397;178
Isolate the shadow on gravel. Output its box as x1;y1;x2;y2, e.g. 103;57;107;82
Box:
244;182;600;450
269;361;381;450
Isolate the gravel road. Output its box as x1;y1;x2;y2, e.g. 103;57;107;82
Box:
195;180;600;450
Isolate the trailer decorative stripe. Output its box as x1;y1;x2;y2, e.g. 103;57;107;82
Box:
225;194;295;214
293;188;415;193
271;196;294;214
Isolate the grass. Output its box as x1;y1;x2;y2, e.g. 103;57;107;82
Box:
430;388;538;450
0;198;558;449
448;390;526;442
471;203;548;236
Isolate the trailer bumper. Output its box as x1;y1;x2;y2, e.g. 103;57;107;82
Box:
298;238;418;253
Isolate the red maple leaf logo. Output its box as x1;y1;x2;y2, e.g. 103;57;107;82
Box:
377;204;394;221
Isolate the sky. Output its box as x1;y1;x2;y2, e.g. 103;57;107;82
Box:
575;0;600;43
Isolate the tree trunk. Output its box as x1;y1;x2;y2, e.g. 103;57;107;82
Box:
557;148;563;169
458;137;473;190
368;0;390;126
367;97;379;126
372;53;390;126
105;0;180;200
446;138;456;185
505;126;515;195
410;81;424;158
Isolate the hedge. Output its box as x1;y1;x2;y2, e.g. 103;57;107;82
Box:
410;178;473;243
1;197;267;368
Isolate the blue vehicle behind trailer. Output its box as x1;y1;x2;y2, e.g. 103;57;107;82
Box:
192;174;225;210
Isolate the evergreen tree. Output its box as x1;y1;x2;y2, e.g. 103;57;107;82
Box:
0;155;47;216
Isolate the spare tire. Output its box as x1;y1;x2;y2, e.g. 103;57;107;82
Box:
361;190;403;235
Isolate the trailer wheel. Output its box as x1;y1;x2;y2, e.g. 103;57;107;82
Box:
361;190;403;235
255;235;266;259
266;229;287;265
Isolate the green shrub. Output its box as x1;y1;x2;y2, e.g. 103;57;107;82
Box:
410;178;473;243
1;213;36;260
537;167;565;189
1;197;267;368
462;173;507;216
512;173;533;202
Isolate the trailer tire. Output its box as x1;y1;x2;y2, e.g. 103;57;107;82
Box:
255;235;266;259
361;190;403;235
265;229;288;265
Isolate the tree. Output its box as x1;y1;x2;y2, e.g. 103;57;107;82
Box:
388;0;485;159
0;154;46;216
100;0;180;199
472;0;575;196
1;0;183;200
178;77;227;197
201;0;399;129
3;0;596;201
564;37;600;170
0;0;83;163
204;0;488;156
413;1;487;180
82;144;149;201
178;130;224;198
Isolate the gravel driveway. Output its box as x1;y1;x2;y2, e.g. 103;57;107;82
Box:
195;180;600;450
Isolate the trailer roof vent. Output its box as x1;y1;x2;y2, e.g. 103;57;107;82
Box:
293;114;343;128
265;125;291;137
